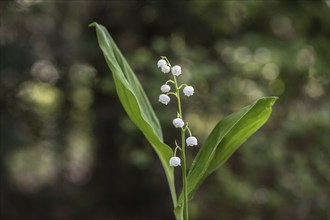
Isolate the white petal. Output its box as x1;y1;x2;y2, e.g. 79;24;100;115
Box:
183;86;194;96
171;65;182;76
161;65;170;73
157;59;167;68
161;84;171;93
169;156;181;167
159;94;170;105
186;136;198;146
172;118;184;128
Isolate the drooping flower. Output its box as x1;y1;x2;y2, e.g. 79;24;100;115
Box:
159;94;170;105
183;86;194;97
186;136;198;146
157;59;167;68
172;118;184;128
161;84;171;93
169;156;181;167
171;65;182;76
161;65;170;73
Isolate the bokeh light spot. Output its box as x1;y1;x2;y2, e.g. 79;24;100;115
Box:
261;63;280;81
254;47;272;64
72;87;93;110
296;46;315;70
234;47;251;64
31;60;59;84
304;80;324;98
16;81;62;116
5;143;58;193
270;14;294;38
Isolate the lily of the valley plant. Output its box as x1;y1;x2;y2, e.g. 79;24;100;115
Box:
157;56;198;219
90;22;278;220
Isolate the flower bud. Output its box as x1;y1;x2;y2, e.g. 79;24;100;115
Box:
172;118;184;128
157;59;167;68
171;65;182;76
161;84;171;93
159;94;170;105
186;136;198;146
161;65;170;73
169;156;181;167
183;86;194;96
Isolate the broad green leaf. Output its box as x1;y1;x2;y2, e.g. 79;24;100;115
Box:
176;97;278;210
90;22;177;207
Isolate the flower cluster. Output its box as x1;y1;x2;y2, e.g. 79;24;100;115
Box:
156;56;198;167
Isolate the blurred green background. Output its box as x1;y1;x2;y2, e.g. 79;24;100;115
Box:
1;1;329;220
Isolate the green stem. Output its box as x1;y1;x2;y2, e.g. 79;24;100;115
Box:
181;128;188;220
186;125;192;137
164;56;188;219
174;75;188;220
174;76;182;117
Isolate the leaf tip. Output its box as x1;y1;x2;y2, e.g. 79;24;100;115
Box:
258;96;278;107
88;22;97;27
268;96;279;106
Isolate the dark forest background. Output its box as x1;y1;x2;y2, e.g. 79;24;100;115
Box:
0;0;329;220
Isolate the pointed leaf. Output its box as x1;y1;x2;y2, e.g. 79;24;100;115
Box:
90;22;177;206
177;96;278;207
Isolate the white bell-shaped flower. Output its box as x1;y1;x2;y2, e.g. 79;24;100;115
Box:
161;65;170;73
171;65;182;76
186;136;198;146
157;59;167;68
169;156;181;167
183;86;194;96
160;84;171;93
172;118;184;128
159;94;170;105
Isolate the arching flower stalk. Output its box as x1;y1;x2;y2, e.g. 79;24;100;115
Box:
157;56;198;220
